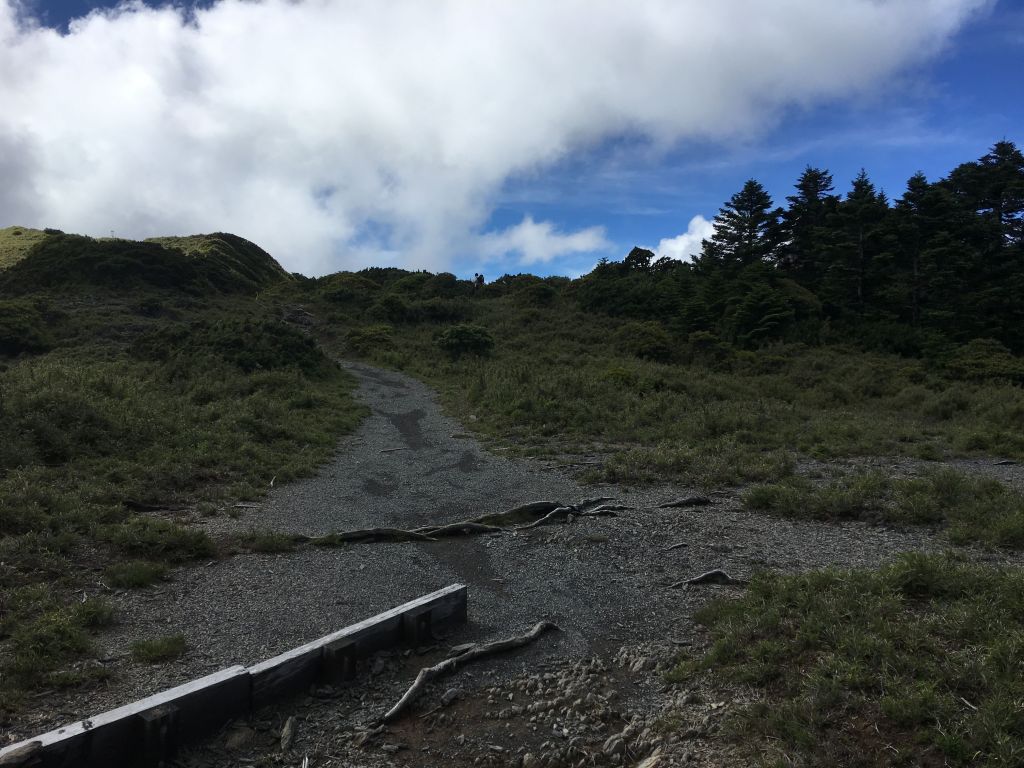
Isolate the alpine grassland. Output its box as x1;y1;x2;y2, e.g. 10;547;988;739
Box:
668;553;1024;766
1;141;1022;764
0;229;364;716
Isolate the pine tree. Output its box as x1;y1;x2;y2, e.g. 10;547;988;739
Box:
778;166;837;289
884;172;972;334
697;180;781;271
820;170;891;317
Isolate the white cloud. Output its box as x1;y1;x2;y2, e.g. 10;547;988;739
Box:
0;0;989;274
656;214;715;262
478;216;611;265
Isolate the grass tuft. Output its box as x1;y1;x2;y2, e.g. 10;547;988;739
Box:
104;560;169;589
744;468;1024;548
669;553;1024;766
131;634;186;663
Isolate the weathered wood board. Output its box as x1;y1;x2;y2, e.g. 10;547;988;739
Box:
0;584;467;768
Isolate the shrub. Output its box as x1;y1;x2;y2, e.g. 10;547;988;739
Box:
104;560;169;588
0;300;53;356
615;321;673;362
345;324;394;355
946;338;1024;382
435;324;495;359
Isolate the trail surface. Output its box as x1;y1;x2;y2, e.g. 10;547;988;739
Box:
15;363;1010;767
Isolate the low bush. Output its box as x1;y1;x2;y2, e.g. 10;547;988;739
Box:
434;324;494;359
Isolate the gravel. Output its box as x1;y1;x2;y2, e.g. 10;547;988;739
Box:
10;362;1021;764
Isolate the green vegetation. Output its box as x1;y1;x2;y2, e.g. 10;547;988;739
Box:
104;561;169;589
669;553;1024;767
131;634;186;663
0;140;1020;763
0;230;364;717
745;469;1024;548
434;323;495;359
0;226;48;270
238;530;300;553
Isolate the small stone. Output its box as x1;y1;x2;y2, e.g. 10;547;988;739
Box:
441;687;462;706
603;736;625;756
224;727;255;751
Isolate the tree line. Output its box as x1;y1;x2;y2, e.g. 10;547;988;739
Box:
576;141;1024;357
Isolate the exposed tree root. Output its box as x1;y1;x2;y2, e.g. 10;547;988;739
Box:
658;495;712;508
306;498;625;546
412;521;505;537
670;569;748;588
310;528;436;545
380;621;559;723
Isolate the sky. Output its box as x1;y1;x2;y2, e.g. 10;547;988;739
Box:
1;1;1021;278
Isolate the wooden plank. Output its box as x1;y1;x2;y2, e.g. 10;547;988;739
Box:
0;666;249;768
0;584;469;766
250;583;466;707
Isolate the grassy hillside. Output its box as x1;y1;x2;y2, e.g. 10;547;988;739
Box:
0;226;48;270
3;224;1024;764
304;267;1024;766
0;231;363;717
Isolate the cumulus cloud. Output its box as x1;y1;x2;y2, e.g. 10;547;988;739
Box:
478;216;611;266
0;0;989;274
656;214;715;262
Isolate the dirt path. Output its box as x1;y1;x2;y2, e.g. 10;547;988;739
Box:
13;363;1013;766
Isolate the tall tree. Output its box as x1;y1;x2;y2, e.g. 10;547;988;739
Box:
778;166;838;289
820;170;891;317
697;180;781;272
882;172;972;333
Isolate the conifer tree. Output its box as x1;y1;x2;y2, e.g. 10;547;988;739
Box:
820;170;891;317
778;166;837;289
697;179;781;271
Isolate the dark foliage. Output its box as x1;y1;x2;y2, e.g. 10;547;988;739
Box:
575;141;1024;356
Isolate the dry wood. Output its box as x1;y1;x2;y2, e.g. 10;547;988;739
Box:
280;716;296;751
413;521;504;537
381;621;558;723
670;569;748;588
313;498;621;547
658;495;712;508
311;528;436;545
514;506;573;530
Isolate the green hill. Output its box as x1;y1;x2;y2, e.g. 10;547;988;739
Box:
0;230;291;296
0;226;49;270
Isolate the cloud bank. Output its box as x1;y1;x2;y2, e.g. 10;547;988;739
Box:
656;215;715;263
478;216;610;266
0;0;988;274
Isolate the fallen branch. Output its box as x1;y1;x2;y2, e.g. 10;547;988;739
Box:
658;495;711;508
311;528;436;545
515;506;573;530
310;498;621;547
413;521;504;537
381;621;558;723
670;569;748;588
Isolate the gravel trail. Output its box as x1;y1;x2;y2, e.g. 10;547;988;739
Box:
12;362;1019;765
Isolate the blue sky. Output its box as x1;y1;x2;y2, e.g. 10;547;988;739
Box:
488;2;1024;278
5;1;1022;277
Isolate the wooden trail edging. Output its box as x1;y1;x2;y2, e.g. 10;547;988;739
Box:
0;584;467;768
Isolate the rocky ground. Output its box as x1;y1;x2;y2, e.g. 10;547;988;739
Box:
9;362;1023;767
